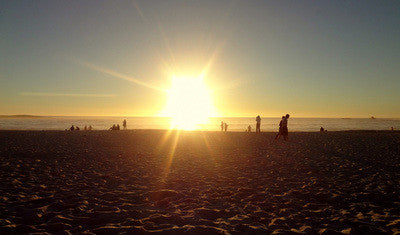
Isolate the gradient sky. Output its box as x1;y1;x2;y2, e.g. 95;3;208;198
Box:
1;0;399;117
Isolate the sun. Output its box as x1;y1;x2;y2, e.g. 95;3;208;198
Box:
162;75;218;130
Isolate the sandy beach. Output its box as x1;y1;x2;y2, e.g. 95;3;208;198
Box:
0;130;399;234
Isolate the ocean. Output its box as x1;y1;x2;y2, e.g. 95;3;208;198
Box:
0;116;399;132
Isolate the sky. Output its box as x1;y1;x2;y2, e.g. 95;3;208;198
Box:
1;0;399;118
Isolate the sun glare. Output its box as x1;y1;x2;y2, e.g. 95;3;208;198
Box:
162;75;217;130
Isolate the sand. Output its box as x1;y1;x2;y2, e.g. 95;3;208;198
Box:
0;130;399;234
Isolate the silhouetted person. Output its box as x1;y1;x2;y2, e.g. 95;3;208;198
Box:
391;127;394;131
123;119;127;130
247;125;252;132
84;126;87;131
76;126;80;131
110;124;116;130
88;125;93;130
256;115;261;133
282;114;290;141
220;121;224;131
274;116;285;140
224;122;228;132
116;124;120;130
70;125;75;131
320;127;324;132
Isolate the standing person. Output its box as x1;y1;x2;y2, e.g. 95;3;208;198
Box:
224;122;228;132
220;121;224;131
256;115;261;133
274;116;285;140
282;114;290;141
123;119;127;130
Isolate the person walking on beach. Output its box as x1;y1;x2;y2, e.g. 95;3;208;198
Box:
224;122;228;132
282;114;290;141
274;116;285;140
220;121;224;131
123;119;127;130
256;115;261;133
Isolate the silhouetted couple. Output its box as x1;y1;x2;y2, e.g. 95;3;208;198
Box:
256;115;261;133
69;125;80;131
83;125;93;131
275;114;290;141
110;124;120;130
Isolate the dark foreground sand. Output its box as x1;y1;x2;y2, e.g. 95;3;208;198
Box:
0;130;399;234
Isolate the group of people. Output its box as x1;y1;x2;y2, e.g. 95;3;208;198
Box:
250;114;291;140
227;114;291;141
67;119;127;131
110;124;121;130
220;121;228;132
69;125;93;131
110;119;127;131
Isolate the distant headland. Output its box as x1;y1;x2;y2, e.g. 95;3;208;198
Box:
0;115;44;119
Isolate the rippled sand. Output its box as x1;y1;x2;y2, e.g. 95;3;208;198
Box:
1;130;399;234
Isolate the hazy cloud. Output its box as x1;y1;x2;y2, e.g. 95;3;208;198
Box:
76;60;166;92
19;92;116;97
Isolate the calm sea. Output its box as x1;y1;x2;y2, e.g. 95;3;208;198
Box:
0;117;399;132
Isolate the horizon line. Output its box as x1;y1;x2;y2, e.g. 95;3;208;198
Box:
1;114;399;119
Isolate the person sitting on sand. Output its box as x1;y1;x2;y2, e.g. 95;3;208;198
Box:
274;116;285;140
247;125;252;132
70;125;75;131
84;126;87;131
75;126;80;131
320;127;324;132
116;124;120;130
88;125;93;130
110;124;116;130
